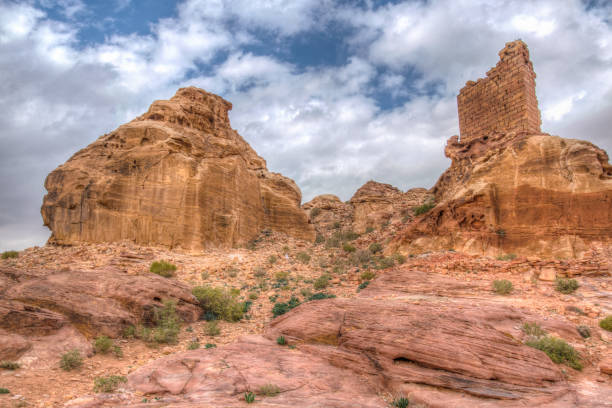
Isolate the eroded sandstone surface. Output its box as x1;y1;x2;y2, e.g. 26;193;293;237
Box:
41;87;314;250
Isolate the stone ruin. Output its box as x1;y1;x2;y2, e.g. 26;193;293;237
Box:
457;40;541;143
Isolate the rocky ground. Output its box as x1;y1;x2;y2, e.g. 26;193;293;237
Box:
0;230;610;407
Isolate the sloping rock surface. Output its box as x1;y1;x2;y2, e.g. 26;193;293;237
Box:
42;87;314;249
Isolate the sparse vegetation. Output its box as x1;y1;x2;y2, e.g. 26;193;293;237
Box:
0;388;9;394
93;375;127;393
244;391;256;403
313;274;330;290
369;242;382;253
525;336;582;370
497;253;517;261
93;335;113;354
192;286;244;322
600;316;612;331
205;320;220;336
1;250;18;259
150;300;181;343
391;253;407;264
187;341;200;350
205;343;216;349
365;226;375;233
360;270;375;281
555;278;579;294
493;279;513;295
392;396;411;408
295;251;311;264
276;336;286;345
275;270;289;281
522;322;546;338
149;260;177;277
315;233;325;244
310;207;321;218
272;296;301;317
577;325;591;339
342;242;356;253
308;292;336;301
350;249;371;266
377;257;394;269
258;384;280;397
357;281;370;291
325;236;341;248
268;255;277;265
60;349;83;371
413;202;435;215
0;361;19;370
332;221;341;229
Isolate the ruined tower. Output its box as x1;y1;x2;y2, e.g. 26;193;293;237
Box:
457;40;541;143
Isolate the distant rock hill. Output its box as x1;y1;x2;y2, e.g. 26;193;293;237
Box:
389;40;612;258
41;87;314;249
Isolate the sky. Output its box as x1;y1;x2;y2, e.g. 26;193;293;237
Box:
1;0;611;251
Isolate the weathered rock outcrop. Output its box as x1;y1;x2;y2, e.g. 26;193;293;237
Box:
41;87;314;250
0;266;200;366
390;41;612;258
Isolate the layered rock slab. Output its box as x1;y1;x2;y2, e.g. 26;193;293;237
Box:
42;87;314;250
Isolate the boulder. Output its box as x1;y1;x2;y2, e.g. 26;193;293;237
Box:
41;87;314;250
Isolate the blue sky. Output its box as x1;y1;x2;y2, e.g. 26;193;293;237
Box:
1;0;612;250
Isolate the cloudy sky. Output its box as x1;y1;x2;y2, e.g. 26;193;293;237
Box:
1;0;611;251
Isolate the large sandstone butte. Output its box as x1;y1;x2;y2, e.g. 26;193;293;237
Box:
41;87;314;249
390;41;612;258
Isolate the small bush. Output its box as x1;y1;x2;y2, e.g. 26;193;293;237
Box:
308;292;336;301
150;301;181;344
497;253;517;261
392;396;411;408
313;274;330;290
357;281;370;291
600;315;612;331
192;286;244;322
577;325;591;339
360;270;375;281
392;253;407;264
244;392;256;403
310;207;321;218
248;292;259;300
369;243;382;253
332;221;341;229
275;270;289;281
187;341;200;350
205;320;220;336
413;202;435;216
340;230;360;241
377;257;394;269
93;375;127;393
493;279;513;295
0;361;19;370
0;388;9;394
149;260;177;278
268;255;277;265
522;322;546;338
93;336;113;354
350;249;371;266
325;236;341;248
555;278;579;294
342;242;356;253
205;343;216;349
258;384;280;397
272;296;301;317
526;336;582;370
122;326;135;338
60;349;83;371
315;233;325;244
276;336;286;345
295;252;311;264
365;226;375;233
1;250;18;259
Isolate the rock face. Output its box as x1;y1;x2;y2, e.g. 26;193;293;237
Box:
390;41;612;258
303;181;431;235
0;266;200;366
41;87;314;250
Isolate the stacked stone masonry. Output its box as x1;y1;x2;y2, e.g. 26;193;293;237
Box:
457;40;541;143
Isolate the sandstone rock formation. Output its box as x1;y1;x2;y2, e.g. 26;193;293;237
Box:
0;266;200;366
303;181;431;235
389;41;612;258
41;87;314;250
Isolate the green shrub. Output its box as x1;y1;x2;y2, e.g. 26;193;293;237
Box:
307;292;336;301
313;274;330;290
258;383;280;397
149;260;177;277
93;375;127;393
526;336;582;370
205;320;220;336
497;253;517;261
187;341;200;350
272;296;301;317
150;301;181;344
244;392;256;403
310;207;321;218
315;233;325;244
205;343;216;349
0;388;9;394
350;249;371;266
295;252;311;264
377;257;394;269
94;336;113;354
342;243;356;253
122;325;136;338
268;255;277;265
275;270;289;281
1;250;18;259
392;396;411;408
0;361;19;370
360;270;375;281
60;349;83;371
365;226;375;233
369;243;382;253
600;316;612;331
192;286;244;322
391;253;407;264
413;202;435;215
493;279;513;295
332;221;341;229
522;322;546;338
357;281;370;291
577;325;591;339
340;230;360;241
555;278;579;294
276;336;286;345
248;292;259;300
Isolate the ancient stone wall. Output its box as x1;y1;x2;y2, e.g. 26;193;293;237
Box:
457;40;541;142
